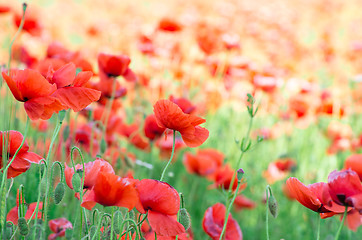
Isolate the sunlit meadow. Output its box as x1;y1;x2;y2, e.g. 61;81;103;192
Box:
0;0;361;239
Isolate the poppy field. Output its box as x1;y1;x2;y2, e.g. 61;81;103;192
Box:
1;0;362;239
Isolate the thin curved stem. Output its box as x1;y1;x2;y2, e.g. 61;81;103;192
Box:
160;130;176;181
42;115;63;234
218;180;242;240
316;213;321;240
334;206;348;240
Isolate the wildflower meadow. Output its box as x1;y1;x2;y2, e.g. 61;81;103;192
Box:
0;0;361;239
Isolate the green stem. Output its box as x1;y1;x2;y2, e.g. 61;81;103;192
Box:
266;186;270;240
218;180;242;240
70;146;88;238
110;207;115;240
334;206;348;240
42;115;63;235
6;3;27;75
159;130;176;181
316;213;321;240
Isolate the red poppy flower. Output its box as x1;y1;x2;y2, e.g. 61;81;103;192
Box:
212;164;245;192
48;218;73;240
286;178;346;218
0;131;42;178
2;69;66;120
263;158;296;184
345;154;362;181
64;158;114;190
158;18;182;32
47;63;101;112
144;114;166;141
183;149;223;177
169;96;196;114
14;9;42;36
153;100;209;148
328;170;362;210
202;203;242;240
136;179;185;237
98;53;137;81
129;133;150;151
7;202;42;224
81;172;139;210
0;5;11;13
233;194;256;211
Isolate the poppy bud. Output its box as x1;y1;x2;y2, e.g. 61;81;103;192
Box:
113;211;123;234
59;110;66;123
5;222;14;239
100;137;107;154
179;208;191;231
72;173;82;193
18;217;29;236
237;168;245;181
54;182;65;204
267;186;278;218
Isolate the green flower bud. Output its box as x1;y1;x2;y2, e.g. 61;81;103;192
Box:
267;186;278;218
237;168;245;181
72;173;82;193
100;137;107;155
54;182;65;204
113;211;123;234
179;208;191;231
18;217;29;236
5;222;14;240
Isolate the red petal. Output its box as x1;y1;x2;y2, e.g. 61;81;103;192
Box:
153;100;192;132
181;126;209;148
24;96;66;120
16;69;57;99
51;62;76;88
74;71;93;87
52;87;101;112
286;178;322;212
136;179;180;215
148;210;185;237
123;68;137;82
2;71;24;101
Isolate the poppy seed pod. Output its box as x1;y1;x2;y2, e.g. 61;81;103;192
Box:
267;186;278;218
179;208;191;231
18;217;29;236
72;173;82;193
54;182;65;204
113;211;123;234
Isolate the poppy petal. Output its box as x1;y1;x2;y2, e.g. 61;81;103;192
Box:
73;71;93;87
148;210;185;237
181;126;209;148
51;62;76;88
2;71;23;101
52;87;101;112
24;96;65;120
286;178;322;212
